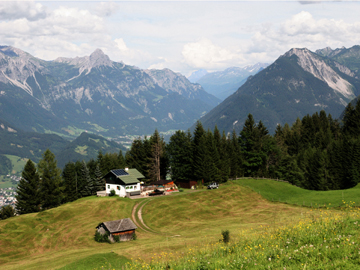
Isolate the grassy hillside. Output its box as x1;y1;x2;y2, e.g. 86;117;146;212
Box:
1;180;360;269
234;178;360;207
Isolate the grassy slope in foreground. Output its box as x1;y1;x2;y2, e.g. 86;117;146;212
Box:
0;183;311;270
235;178;360;207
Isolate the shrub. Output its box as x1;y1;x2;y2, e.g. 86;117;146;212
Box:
132;232;137;241
179;188;184;192
113;235;120;243
109;189;116;196
221;229;230;244
94;230;111;243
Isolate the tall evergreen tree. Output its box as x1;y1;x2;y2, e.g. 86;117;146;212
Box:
80;161;93;197
38;149;62;210
149;129;165;182
62;162;79;202
16;159;41;214
94;163;104;192
192;121;207;181
228;130;242;179
167;130;193;182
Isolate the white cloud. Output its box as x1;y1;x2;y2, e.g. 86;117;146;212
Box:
93;2;119;17
0;1;47;21
182;38;245;70
245;11;360;62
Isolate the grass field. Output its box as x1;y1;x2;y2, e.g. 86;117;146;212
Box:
0;179;360;269
234;178;360;207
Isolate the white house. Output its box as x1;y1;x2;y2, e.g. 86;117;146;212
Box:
103;168;144;197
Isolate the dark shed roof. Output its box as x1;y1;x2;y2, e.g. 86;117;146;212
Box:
99;218;137;233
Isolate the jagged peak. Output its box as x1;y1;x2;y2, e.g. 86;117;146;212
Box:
282;47;313;59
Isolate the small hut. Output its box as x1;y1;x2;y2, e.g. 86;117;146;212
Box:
96;218;137;242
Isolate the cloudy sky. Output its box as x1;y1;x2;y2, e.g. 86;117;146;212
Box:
1;0;360;76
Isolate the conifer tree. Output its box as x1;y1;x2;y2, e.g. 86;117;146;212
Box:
192;122;207;181
167;130;193;182
149;129;165;182
94;163;104;192
16;159;41;214
80;161;92;197
38;149;62;210
228;130;242;179
62;162;78;202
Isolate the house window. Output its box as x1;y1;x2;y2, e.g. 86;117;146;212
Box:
133;186;136;190
117;186;120;190
107;185;110;189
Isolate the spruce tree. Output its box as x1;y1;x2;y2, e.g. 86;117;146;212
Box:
16;159;41;214
192;122;207;181
62;162;78;202
38;149;62;210
80;161;92;197
149;129;165;182
94;163;104;192
167;130;193;182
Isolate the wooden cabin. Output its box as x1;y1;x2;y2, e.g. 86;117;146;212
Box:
96;218;137;242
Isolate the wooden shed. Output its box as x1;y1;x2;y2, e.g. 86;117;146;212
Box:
96;218;137;242
176;179;203;189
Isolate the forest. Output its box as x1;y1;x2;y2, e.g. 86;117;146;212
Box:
14;100;360;216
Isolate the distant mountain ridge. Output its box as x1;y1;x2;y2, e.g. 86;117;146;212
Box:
194;63;269;100
0;46;219;138
0;117;124;175
196;46;360;134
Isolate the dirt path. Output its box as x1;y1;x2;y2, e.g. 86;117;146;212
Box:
137;200;159;234
132;200;159;234
131;202;152;233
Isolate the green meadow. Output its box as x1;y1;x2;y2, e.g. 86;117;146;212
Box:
1;179;360;269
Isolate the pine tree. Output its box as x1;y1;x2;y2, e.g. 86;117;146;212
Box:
15;159;41;214
229;130;242;179
38;149;62;210
192;122;207;181
94;163;104;192
167;130;193;182
80;161;92;197
62;162;79;202
149;129;164;182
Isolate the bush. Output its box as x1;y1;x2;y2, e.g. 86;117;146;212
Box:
109;189;116;196
94;230;111;243
179;188;184;192
0;205;15;220
132;232;137;241
113;235;120;243
221;229;230;244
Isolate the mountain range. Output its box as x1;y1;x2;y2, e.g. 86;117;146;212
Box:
189;63;269;100
197;46;360;134
0;46;219;139
0;117;124;173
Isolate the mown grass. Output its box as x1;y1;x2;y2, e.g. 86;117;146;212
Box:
57;253;130;270
129;204;360;269
234;178;360;207
1;180;360;269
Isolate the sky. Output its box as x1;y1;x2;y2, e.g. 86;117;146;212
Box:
1;0;360;76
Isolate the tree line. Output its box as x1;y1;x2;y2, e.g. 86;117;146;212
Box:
14;100;360;216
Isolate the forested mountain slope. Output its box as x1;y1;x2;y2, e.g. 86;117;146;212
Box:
197;47;360;134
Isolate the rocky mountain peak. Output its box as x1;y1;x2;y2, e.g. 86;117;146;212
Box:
89;48;112;68
283;47;354;100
